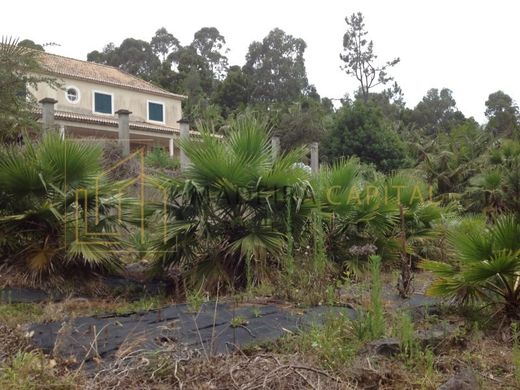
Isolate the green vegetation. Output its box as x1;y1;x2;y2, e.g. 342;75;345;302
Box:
145;147;180;171
2;10;520;389
0;134;127;283
0;38;58;143
0;351;77;389
422;214;520;318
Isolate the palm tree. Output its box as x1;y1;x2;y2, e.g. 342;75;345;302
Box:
422;214;520;318
0;37;59;143
151;114;312;290
0;133;126;286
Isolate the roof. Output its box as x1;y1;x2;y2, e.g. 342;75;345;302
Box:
38;51;186;100
34;109;203;137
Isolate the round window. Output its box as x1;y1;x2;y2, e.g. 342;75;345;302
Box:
65;87;80;103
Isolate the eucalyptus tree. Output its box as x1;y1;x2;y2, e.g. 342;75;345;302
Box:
244;28;309;104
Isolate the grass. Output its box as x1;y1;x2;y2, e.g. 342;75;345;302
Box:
0;304;46;327
278;312;360;372
0;351;80;389
1;269;519;389
230;315;248;328
0;296;171;327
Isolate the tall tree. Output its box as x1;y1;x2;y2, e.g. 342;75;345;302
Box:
150;27;180;61
485;91;519;138
340;12;400;102
244;28;309;104
407;88;468;134
191;27;228;81
87;38;160;81
213;65;250;117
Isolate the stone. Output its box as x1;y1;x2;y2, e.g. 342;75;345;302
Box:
363;338;401;357
437;368;479;390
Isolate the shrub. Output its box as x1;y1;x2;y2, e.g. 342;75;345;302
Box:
152;114;312;291
145;147;179;171
0;133;125;283
422;214;520;318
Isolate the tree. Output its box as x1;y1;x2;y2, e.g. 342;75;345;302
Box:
244;28;309;104
18;39;44;51
274;99;327;151
0;38;57;143
407;88;468;134
87;38;160;81
191;27;228;81
213;65;250;117
322;102;408;172
340;12;400;102
485;91;519;138
150;27;180;61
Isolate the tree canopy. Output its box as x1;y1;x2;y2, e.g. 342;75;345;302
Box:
243;28;309;104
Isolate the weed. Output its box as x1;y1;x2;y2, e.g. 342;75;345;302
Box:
368;255;385;339
0;304;45;327
280;312;358;371
394;311;419;363
186;287;205;313
250;307;262;318
230;315;248;328
0;351;78;389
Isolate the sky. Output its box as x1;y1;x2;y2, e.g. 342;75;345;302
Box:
3;0;520;123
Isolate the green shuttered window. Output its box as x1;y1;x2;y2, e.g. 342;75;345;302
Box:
94;92;112;114
148;102;164;122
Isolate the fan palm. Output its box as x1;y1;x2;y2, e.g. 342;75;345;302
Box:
0;133;126;284
152;114;312;290
422;214;520;318
314;157;398;269
0;37;59;142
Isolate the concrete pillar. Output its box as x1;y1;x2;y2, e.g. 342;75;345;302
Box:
115;109;131;156
39;98;57;129
169;137;175;157
178;118;190;171
310;142;319;174
59;125;65;140
271;136;280;161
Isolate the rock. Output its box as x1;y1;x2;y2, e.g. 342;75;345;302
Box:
437;368;479;390
124;261;149;281
417;323;461;349
363;338;401;357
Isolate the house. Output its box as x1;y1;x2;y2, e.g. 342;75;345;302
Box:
30;51;188;157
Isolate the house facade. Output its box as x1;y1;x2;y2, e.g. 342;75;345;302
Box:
30;51;187;155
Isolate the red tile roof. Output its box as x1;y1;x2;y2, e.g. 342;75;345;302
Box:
38;52;186;100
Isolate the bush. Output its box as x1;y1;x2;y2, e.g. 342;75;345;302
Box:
145;147;179;171
422;214;520;318
152;114;312;291
0;133;125;283
321;101;409;172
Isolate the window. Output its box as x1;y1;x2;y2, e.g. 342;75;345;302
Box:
148;101;165;123
65;86;80;103
93;91;113;115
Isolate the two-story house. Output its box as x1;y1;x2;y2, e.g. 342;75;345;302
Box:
30;51;187;156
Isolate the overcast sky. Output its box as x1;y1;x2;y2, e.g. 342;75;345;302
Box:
3;0;519;122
